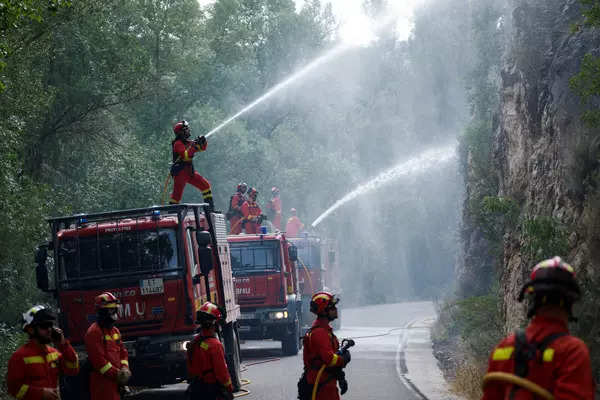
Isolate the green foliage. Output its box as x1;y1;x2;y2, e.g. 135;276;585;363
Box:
581;0;600;27
435;291;504;360
521;216;569;261
478;196;519;242
570;2;600;127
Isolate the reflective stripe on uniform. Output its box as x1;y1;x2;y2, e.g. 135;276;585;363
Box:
100;362;113;374
328;353;339;367
543;348;555;362
23;356;45;364
183;150;192;162
65;360;79;369
121;360;129;366
104;333;120;341
200;342;209;350
46;352;59;362
16;384;29;399
492;347;514;361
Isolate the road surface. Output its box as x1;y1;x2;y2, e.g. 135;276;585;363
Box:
131;301;436;400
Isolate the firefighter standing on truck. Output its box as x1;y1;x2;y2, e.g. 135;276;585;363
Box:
85;292;131;400
241;187;263;234
228;182;247;234
300;291;350;400
169;120;214;210
6;305;79;400
266;186;282;230
482;257;595;400
186;302;233;400
285;208;304;237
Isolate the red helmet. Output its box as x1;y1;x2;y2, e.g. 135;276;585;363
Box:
271;186;280;195
196;302;222;322
95;292;120;309
173;120;190;136
310;291;339;315
237;182;248;193
248;187;258;199
518;256;580;303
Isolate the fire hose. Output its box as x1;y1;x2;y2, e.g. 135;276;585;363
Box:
482;372;554;400
312;339;355;400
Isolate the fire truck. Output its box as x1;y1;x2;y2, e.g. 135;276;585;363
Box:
227;232;302;355
33;204;242;392
289;234;341;329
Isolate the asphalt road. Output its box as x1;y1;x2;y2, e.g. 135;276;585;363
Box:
131;301;435;400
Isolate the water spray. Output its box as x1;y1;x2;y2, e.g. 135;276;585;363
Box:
311;145;457;228
204;44;351;139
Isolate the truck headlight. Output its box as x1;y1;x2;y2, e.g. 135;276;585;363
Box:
170;340;190;352
269;311;288;319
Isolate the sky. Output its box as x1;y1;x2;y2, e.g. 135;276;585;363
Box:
197;0;427;44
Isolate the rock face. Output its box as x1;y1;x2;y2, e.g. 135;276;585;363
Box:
494;0;600;332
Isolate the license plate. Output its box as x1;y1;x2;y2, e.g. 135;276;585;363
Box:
239;312;255;320
140;278;164;295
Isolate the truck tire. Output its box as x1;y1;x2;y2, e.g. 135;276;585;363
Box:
223;322;242;391
282;317;300;356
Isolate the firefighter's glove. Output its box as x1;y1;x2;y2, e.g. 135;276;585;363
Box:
42;388;59;400
194;135;207;149
117;367;132;385
337;349;351;365
339;376;348;395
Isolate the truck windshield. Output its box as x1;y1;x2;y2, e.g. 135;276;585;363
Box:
230;241;281;274
58;228;179;281
296;242;321;269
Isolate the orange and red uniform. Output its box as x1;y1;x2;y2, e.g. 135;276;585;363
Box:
303;318;345;400
6;339;79;400
286;216;304;237
229;192;246;235
84;322;129;400
482;315;595;400
267;197;282;230
241;200;262;234
186;329;233;397
170;138;212;204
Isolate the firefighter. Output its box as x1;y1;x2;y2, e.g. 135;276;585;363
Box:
85;292;130;400
266;186;282;230
241;187;263;234
169;120;214;210
186;302;233;400
482;257;595;400
285;208;304;237
300;291;350;400
227;182;247;234
6;305;79;400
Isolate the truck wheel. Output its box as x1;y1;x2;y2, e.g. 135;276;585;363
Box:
223;322;243;391
282;318;300;356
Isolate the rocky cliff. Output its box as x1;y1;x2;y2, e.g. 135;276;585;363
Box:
493;0;600;332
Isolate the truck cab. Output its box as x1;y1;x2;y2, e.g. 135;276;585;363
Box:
34;204;242;391
227;232;302;355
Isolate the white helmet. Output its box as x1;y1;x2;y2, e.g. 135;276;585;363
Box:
22;305;56;331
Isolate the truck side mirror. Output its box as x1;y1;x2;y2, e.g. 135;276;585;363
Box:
288;245;298;262
328;250;335;264
198;247;213;275
35;246;49;292
196;231;211;247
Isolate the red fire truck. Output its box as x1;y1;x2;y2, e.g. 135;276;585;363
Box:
290;234;341;329
33;204;242;393
227;232;302;355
